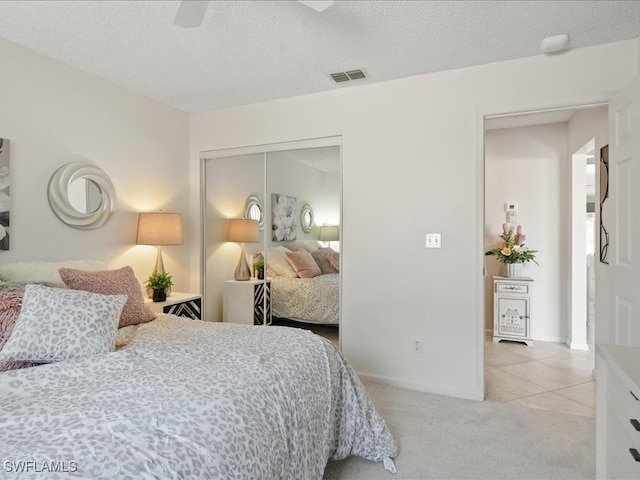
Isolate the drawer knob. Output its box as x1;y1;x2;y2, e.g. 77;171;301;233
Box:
630;448;640;462
631;419;640;431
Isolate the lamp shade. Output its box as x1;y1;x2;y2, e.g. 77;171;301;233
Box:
227;218;259;243
318;225;339;242
136;212;184;246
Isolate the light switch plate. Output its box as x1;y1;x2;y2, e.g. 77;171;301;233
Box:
425;233;441;248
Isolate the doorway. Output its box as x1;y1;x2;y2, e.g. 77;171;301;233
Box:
483;104;607;400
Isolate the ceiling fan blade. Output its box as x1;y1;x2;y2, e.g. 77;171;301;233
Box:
174;0;209;28
298;1;334;12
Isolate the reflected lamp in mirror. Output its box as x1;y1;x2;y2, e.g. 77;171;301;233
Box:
228;218;259;281
136;212;184;276
318;225;339;242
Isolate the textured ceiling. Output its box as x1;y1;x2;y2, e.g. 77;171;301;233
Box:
0;1;638;113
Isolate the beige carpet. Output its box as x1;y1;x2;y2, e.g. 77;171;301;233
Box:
323;381;595;480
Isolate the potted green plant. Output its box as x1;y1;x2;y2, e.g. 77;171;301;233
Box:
145;271;174;302
253;258;265;279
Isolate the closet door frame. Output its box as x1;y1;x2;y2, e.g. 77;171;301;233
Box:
200;136;342;327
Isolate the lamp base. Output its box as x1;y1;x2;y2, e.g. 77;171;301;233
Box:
234;243;251;281
147;246;171;298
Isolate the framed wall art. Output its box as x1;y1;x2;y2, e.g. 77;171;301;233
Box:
599;144;609;264
0;138;10;250
271;193;297;241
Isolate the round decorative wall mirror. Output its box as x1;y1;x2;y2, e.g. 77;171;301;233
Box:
244;195;264;231
300;203;314;233
48;162;116;229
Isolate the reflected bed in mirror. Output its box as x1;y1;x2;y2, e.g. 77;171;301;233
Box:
48;162;116;229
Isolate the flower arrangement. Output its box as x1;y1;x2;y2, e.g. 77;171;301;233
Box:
485;224;538;265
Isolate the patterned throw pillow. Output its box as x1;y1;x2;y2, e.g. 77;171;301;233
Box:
327;251;340;272
0;292;39;372
0;284;127;363
59;266;156;327
311;247;339;275
285;249;322;278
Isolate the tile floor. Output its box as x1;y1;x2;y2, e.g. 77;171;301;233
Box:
485;334;596;417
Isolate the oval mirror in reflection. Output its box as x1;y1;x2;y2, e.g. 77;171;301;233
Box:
300;203;314;233
244;195;264;231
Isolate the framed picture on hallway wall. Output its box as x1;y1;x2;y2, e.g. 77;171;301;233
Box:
0;138;10;251
599;144;609;264
271;193;297;241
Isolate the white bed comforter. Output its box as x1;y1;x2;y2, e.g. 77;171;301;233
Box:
0;316;397;479
271;273;339;325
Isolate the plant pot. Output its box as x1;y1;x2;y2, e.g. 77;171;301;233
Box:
152;289;167;302
147;286;171;298
257;270;264;280
505;263;523;278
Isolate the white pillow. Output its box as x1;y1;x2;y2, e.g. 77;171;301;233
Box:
0;284;126;363
264;247;298;278
0;260;108;286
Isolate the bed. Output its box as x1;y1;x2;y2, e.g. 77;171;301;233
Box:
271;273;339;325
263;242;340;325
0;263;397;479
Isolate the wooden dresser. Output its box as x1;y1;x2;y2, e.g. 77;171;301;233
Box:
596;344;640;479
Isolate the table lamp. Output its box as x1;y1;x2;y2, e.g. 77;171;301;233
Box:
136;212;184;275
228;218;259;281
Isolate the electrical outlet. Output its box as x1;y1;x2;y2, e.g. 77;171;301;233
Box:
412;337;423;354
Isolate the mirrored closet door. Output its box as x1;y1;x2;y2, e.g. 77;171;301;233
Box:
201;137;342;344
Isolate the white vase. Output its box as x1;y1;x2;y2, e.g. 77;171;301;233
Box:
505;263;523;278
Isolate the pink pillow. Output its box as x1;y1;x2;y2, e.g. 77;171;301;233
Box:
285;249;322;279
0;292;39;372
59;266;156;328
327;251;340;271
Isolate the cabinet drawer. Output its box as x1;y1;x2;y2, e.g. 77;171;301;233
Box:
608;366;640;421
164;298;202;320
607;410;640;479
496;283;529;294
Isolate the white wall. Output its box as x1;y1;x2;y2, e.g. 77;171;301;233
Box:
189;39;637;400
0;38;190;289
485;123;567;341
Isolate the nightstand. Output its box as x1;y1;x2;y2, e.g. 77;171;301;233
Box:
223;279;271;325
492;276;533;345
145;292;202;320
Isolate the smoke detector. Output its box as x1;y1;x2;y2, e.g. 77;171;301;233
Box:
541;34;569;54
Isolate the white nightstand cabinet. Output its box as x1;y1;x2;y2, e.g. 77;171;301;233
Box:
596;344;640;479
492;276;533;346
223;279;271;325
145;292;202;320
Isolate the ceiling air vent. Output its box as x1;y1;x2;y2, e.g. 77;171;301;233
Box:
329;69;367;83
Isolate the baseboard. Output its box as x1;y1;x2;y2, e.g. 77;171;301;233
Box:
569;342;590;351
357;372;484;401
532;334;565;343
